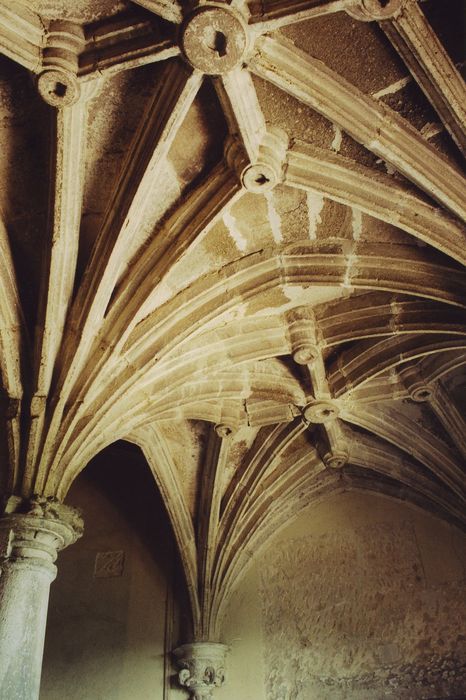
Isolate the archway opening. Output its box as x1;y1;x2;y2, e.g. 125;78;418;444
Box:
41;440;190;700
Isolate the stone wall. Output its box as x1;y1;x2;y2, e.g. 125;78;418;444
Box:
224;492;466;700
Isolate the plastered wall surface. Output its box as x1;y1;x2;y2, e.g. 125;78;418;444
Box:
40;472;173;700
230;491;466;700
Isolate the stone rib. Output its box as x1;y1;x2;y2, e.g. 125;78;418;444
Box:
197;427;231;638
79;20;180;79
381;1;466;157
285;143;466;265
37;60;202;488
25;99;89;485
329;334;466;397
0;218;24;486
40;163;240;494
0;1;43;72
131;0;183;24
130;425;200;626
216;68;267;162
428;384;466;462
342;405;465;500
251;35;466;221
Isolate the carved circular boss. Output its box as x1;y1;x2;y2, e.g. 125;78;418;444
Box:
303;400;339;424
181;4;248;74
346;0;404;21
37;69;81;107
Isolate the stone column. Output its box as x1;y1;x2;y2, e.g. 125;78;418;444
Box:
173;642;229;700
0;496;83;700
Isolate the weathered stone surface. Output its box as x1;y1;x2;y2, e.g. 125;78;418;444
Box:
0;0;464;696
260;517;466;699
174;641;228;700
0;499;83;700
181;5;247;75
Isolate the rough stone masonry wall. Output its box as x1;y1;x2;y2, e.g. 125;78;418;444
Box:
257;493;466;700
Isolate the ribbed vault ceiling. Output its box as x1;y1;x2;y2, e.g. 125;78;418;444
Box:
0;0;465;638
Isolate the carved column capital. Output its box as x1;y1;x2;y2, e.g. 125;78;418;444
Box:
0;497;83;698
173;642;228;700
0;496;83;580
346;0;405;21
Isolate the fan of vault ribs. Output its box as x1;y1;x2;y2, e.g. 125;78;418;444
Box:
0;0;465;638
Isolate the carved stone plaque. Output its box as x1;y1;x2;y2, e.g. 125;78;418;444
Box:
94;550;125;578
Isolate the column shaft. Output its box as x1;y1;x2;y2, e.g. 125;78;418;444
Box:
0;559;55;698
0;498;83;700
